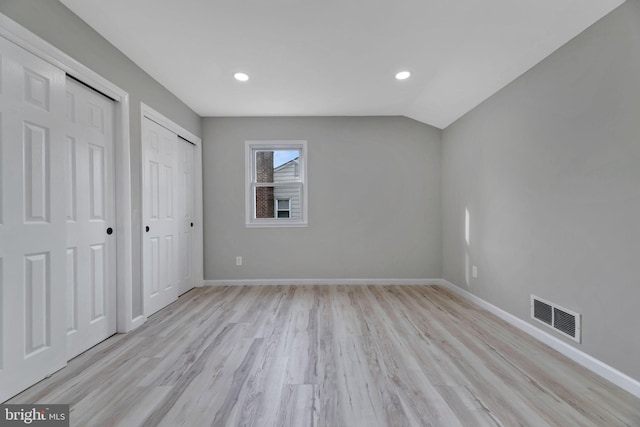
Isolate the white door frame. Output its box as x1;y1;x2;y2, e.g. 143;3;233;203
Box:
0;13;138;332
141;103;204;304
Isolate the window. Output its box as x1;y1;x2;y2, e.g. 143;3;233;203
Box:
245;140;308;227
276;199;291;218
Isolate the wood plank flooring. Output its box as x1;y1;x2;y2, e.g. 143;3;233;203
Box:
8;285;640;426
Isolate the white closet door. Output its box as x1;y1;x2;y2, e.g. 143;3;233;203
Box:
65;78;116;360
178;138;195;295
142;118;179;316
0;37;67;402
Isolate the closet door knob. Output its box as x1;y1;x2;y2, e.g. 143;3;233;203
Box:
106;227;113;235
190;222;194;227
145;226;150;232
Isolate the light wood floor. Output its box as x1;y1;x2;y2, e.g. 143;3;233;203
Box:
9;285;640;426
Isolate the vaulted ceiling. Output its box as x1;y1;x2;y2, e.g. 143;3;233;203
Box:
60;0;624;129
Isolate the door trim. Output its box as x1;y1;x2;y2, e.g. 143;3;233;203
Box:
0;13;137;332
141;103;204;298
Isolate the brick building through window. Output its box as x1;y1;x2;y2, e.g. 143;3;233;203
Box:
255;151;275;218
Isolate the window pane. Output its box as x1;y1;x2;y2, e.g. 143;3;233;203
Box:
277;199;290;209
277;211;290;218
254;185;301;219
255;149;300;183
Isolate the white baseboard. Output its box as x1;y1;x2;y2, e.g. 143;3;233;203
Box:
204;278;437;286
435;279;640;399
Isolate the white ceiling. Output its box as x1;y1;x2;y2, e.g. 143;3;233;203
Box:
59;0;624;129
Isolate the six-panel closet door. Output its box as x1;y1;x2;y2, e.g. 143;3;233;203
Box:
0;36;68;402
142;117;196;316
65;78;117;360
142;118;180;316
178;137;195;296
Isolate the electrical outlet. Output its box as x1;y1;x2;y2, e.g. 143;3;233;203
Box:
472;265;478;278
236;256;242;266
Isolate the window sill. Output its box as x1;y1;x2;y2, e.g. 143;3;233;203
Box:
245;220;308;228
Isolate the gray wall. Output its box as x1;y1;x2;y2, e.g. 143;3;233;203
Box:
5;0;636;383
203;116;442;280
0;0;202;318
0;1;201;135
442;0;640;380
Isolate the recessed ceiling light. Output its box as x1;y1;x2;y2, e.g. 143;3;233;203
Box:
234;72;249;82
395;71;411;80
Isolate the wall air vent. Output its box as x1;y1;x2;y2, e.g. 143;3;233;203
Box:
531;295;581;343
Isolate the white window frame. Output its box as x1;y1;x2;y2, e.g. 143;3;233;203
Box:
245;140;308;227
276;198;291;218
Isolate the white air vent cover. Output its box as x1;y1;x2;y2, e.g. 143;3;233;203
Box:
531;295;581;342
